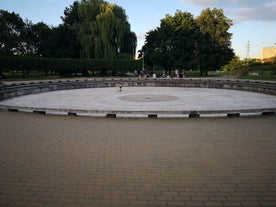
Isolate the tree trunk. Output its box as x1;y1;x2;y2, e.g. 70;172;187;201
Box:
200;69;208;76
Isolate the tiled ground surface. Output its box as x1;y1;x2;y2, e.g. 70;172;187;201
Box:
0;111;275;207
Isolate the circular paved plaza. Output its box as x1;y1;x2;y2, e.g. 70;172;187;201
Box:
1;87;276;117
0;111;276;207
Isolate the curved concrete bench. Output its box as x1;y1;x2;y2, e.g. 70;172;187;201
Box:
0;78;275;118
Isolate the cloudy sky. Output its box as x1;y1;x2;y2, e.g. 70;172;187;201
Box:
1;0;276;59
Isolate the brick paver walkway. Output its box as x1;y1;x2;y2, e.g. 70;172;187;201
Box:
0;111;276;207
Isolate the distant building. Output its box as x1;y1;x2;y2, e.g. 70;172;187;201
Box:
262;47;276;63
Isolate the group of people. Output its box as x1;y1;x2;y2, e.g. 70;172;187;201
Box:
139;69;186;79
174;69;186;79
117;69;186;91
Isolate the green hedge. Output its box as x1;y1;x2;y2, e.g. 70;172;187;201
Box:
0;56;142;78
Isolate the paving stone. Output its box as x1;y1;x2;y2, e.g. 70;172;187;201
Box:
0;111;275;206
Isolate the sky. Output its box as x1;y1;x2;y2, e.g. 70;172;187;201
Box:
1;0;276;59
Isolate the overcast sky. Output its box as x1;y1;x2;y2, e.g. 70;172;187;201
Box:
1;0;276;59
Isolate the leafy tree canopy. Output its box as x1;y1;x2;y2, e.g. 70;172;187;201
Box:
140;11;198;75
0;10;36;56
0;0;137;60
140;8;234;76
61;1;80;26
78;0;136;59
196;8;234;75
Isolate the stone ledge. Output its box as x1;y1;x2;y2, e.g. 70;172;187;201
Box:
0;105;275;119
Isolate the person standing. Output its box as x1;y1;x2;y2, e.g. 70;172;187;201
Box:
118;81;122;92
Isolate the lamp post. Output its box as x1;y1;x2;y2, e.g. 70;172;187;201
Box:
142;52;145;71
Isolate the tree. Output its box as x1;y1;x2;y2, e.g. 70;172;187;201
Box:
59;0;81;58
140;8;234;76
78;0;136;59
31;22;53;57
0;10;39;57
19;20;38;56
62;1;81;26
0;10;25;55
161;11;199;72
50;25;81;58
0;1;136;60
31;2;81;59
140;11;198;75
222;56;242;75
196;8;234;76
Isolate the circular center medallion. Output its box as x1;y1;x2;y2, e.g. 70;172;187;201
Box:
118;94;178;102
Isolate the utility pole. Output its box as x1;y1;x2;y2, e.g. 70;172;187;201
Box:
246;41;250;59
142;52;145;70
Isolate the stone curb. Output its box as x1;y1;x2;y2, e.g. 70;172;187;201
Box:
0;104;275;119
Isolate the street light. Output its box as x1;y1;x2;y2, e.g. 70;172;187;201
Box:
142;52;145;71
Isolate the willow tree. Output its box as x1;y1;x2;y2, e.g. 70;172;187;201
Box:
78;0;136;59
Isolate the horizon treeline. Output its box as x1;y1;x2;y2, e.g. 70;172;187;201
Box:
1;1;236;77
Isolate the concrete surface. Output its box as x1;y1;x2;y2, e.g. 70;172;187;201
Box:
1;87;276;113
0;111;275;207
